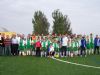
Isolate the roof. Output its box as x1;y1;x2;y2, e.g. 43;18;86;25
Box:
0;27;9;32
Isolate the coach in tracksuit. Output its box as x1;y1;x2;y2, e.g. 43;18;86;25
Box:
80;36;87;57
94;35;100;55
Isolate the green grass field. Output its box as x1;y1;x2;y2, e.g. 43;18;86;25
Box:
0;55;100;75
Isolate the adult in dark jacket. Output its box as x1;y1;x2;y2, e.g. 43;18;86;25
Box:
80;36;87;57
94;35;100;54
0;33;4;56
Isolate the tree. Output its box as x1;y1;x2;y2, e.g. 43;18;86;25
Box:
32;10;50;35
52;9;72;35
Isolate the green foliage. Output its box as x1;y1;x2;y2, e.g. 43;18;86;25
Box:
32;10;73;35
32;11;50;35
52;9;72;35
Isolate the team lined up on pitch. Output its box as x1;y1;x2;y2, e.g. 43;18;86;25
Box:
0;33;100;57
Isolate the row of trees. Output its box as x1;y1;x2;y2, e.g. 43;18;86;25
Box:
32;9;72;35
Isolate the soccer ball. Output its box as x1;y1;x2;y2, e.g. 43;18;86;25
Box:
54;54;59;58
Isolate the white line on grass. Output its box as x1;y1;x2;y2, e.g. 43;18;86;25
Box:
52;57;100;69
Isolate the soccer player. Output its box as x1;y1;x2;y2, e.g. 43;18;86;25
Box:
86;35;91;55
94;35;100;55
46;37;51;56
53;40;59;57
23;38;27;56
70;39;75;57
74;38;79;56
77;36;81;56
80;36;87;57
48;43;54;57
67;37;71;57
19;36;24;56
41;38;47;57
19;36;27;56
31;34;37;56
90;33;94;54
26;36;31;55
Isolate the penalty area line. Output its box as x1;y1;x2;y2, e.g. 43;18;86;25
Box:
51;57;100;69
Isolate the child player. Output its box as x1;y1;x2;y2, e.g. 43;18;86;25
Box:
19;35;26;56
41;38;47;57
90;33;94;54
31;34;37;56
26;35;31;55
53;40;59;57
48;43;54;58
86;35;91;55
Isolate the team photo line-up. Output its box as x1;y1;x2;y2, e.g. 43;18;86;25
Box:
0;33;100;57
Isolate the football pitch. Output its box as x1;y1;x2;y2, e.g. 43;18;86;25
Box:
0;55;100;75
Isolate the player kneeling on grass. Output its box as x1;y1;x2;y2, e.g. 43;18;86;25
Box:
48;43;55;58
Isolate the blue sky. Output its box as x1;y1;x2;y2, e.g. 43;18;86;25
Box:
0;0;100;35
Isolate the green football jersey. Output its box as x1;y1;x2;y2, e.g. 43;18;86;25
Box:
26;39;31;49
42;41;47;48
53;43;59;48
19;39;24;50
90;37;94;49
47;40;51;47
